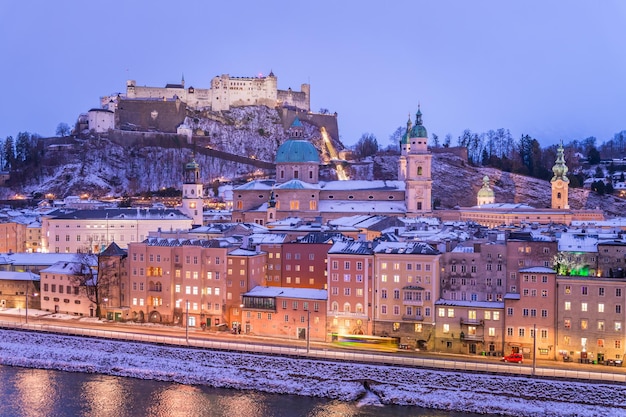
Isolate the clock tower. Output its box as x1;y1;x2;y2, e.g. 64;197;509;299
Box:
551;142;569;209
182;155;204;227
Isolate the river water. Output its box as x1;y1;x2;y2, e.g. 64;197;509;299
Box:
0;365;489;417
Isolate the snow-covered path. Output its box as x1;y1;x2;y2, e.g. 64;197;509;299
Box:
1;329;626;416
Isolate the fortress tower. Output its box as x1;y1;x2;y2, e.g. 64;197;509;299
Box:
551;142;570;209
181;155;204;227
404;106;432;216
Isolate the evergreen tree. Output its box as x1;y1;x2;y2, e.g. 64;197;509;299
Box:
3;136;14;171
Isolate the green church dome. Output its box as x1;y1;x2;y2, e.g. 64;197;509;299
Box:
275;139;319;163
477;176;494;198
409;107;428;138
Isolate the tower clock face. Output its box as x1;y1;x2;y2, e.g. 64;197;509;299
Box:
554;180;564;189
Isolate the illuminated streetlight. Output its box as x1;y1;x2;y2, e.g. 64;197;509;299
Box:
307;309;311;354
185;299;189;345
25;291;38;324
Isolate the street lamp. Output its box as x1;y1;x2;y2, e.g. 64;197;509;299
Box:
532;323;537;376
102;298;108;320
307;309;311;354
185;299;189;345
25;291;38;324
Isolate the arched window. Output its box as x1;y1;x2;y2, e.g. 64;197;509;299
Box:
236;201;243;209
331;301;339;311
557;192;562;199
343;302;351;312
417;166;423;176
356;303;363;313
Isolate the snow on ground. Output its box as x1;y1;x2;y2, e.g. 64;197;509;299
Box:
1;328;626;416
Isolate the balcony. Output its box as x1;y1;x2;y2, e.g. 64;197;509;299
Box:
460;332;484;342
460;318;484;326
402;315;424;321
402;300;424;306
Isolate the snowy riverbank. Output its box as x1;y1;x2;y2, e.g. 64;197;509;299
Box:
1;330;626;416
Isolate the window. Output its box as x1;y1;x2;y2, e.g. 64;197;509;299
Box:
507;307;513;316
447;308;454;318
507;327;513;336
438;308;445;317
617;288;622;297
598;303;605;313
564;301;571;311
564;319;571;329
598;321;605;331
443;324;450;334
581;286;588;295
615;322;622;332
599;287;605;296
381;289;387;299
581;302;587;312
519;328;525;337
581;319;588;330
488;327;495;337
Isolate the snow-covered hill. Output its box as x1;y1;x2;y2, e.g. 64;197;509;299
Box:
1;104;623;217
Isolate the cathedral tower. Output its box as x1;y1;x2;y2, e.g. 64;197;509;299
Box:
404;106;432;215
551;142;570;209
181;155;204;227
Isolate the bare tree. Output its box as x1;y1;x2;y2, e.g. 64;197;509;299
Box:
56;123;71;137
71;246;126;319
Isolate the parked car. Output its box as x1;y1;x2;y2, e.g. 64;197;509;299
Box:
501;353;524;363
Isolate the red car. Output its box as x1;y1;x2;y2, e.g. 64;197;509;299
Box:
501;353;524;363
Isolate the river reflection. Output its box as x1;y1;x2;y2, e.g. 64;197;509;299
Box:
0;365;487;417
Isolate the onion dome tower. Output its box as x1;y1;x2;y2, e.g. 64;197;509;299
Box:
477;175;495;206
551;142;570;209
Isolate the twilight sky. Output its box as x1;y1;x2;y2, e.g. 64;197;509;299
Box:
1;1;625;149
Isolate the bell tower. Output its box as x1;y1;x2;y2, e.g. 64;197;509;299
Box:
182;154;204;227
551;142;570;209
404;105;432;216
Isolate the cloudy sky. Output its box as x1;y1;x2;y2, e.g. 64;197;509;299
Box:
1;1;625;149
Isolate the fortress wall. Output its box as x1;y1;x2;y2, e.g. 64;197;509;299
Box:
116;99;186;133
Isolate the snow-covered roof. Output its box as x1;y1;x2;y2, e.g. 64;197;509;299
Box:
276;180;320;190
0;253;86;266
228;248;264;256
557;233;598;252
244;286;327;300
319;200;405;214
233;179;275;191
0;271;39;281
519;267;556;273
320;180;405;191
328;240;373;255
40;261;92;275
245;233;289;244
373;241;439;255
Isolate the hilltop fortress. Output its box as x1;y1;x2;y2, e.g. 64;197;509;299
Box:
102;71;310;113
